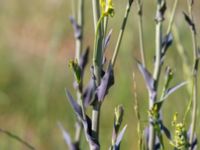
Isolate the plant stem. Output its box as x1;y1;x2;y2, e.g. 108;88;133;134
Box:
71;0;77;20
92;0;101;31
166;0;178;34
186;0;198;145
92;0;102;142
91;103;101;141
75;121;83;143
111;0;134;66
149;1;164;149
92;1;103;85
74;0;85;144
0;128;35;150
133;73;143;150
76;0;84;62
137;0;146;67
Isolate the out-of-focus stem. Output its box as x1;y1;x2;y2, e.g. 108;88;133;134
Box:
75;0;84;62
133;73;143;150
92;0;101;31
71;0;76;19
111;0;134;66
186;0;198;145
172;24;191;80
137;0;146;67
166;0;178;34
0;128;35;150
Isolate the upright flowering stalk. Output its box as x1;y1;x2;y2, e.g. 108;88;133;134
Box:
61;0;133;150
183;0;199;147
136;0;190;149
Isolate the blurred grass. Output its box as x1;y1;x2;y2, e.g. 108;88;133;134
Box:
0;0;200;149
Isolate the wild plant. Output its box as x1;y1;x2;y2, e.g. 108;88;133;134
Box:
59;0;199;150
59;0;133;150
135;0;199;149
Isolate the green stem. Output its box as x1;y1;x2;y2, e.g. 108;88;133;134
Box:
92;0;101;31
186;0;198;146
75;121;83;144
149;1;164;149
92;0;102;142
133;73;143;150
75;0;84;62
71;0;76;20
137;0;146;67
0;128;35;150
74;0;85;144
111;0;133;66
166;0;178;34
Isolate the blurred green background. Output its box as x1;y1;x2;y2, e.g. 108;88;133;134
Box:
0;0;200;149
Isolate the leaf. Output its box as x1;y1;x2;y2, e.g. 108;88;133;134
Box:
115;125;127;149
162;33;173;55
65;92;100;150
66;90;82;118
155;81;187;108
83;66;96;107
160;122;171;140
191;137;197;150
137;61;155;95
69;16;82;39
104;29;112;51
69;60;82;84
58;123;78;150
96;63;114;102
193;58;199;75
79;47;89;71
81;116;100;150
183;12;196;34
163;81;187;99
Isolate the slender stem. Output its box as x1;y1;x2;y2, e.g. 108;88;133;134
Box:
0;128;35;150
153;21;162;85
71;0;77;20
111;0;134;66
172;24;191;80
166;0;178;34
92;0;101;31
75;121;83;143
92;0;102;142
75;0;84;62
133;73;143;150
92;103;101;141
149;1;165;149
74;0;85;144
137;0;146;67
92;1;103;85
186;0;198;145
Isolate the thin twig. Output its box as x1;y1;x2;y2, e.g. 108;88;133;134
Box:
136;0;146;67
186;0;199;146
0;128;35;150
111;0;134;66
133;72;143;150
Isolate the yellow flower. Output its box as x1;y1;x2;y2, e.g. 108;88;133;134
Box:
100;0;114;17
